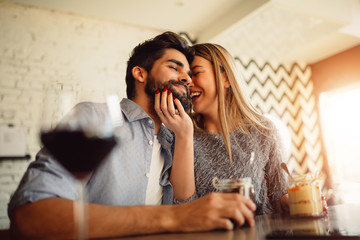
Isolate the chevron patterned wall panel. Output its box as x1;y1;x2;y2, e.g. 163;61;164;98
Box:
180;32;329;188
233;58;328;187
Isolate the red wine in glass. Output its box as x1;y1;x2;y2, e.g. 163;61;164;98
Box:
41;129;116;180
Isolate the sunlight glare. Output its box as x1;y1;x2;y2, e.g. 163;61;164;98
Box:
319;87;360;204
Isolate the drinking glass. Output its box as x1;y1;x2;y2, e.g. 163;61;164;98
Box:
39;89;121;239
212;177;255;202
287;174;324;218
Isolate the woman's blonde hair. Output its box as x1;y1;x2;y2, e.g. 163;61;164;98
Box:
191;43;270;164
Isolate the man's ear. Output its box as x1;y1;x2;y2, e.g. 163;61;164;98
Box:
132;66;147;83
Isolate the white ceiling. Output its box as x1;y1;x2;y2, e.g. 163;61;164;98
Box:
6;0;360;63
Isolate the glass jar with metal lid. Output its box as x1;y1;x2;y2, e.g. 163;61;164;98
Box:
213;177;255;202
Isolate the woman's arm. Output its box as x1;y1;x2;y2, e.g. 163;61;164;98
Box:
154;89;195;201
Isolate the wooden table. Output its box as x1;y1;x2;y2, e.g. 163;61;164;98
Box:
117;204;360;240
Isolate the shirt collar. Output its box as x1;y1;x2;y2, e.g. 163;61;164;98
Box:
120;98;151;122
120;98;174;146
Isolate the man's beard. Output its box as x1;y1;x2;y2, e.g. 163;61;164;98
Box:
145;75;191;112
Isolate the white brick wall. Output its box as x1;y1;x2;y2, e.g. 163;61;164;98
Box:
0;1;162;229
0;160;29;229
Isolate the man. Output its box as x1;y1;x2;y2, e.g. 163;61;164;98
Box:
8;32;256;240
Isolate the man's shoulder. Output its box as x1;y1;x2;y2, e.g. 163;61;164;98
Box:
120;98;151;122
74;101;107;110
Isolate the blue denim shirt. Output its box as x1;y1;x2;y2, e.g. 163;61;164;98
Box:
8;98;174;217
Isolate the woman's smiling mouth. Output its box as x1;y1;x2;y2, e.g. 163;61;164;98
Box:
190;91;201;101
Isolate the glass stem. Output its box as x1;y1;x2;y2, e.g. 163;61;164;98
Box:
74;180;88;240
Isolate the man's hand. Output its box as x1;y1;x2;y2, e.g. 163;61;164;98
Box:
168;192;256;232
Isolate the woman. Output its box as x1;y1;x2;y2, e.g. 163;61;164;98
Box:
189;43;288;215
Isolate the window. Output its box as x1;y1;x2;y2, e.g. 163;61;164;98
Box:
319;85;360;204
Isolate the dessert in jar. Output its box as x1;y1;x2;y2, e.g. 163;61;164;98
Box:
212;177;255;202
288;174;323;217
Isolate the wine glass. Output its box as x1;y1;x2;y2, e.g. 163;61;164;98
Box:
39;88;121;239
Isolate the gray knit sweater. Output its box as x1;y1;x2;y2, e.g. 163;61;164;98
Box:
193;122;287;215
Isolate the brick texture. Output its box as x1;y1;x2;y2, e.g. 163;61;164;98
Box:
0;1;161;229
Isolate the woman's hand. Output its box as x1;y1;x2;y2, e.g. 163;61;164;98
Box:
154;87;193;137
279;194;290;213
274;194;291;213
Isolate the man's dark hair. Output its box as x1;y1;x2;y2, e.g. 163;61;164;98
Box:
125;31;194;99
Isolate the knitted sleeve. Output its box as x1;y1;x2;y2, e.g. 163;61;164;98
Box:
264;123;288;212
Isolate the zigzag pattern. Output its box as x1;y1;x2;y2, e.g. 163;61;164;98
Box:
234;58;326;184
